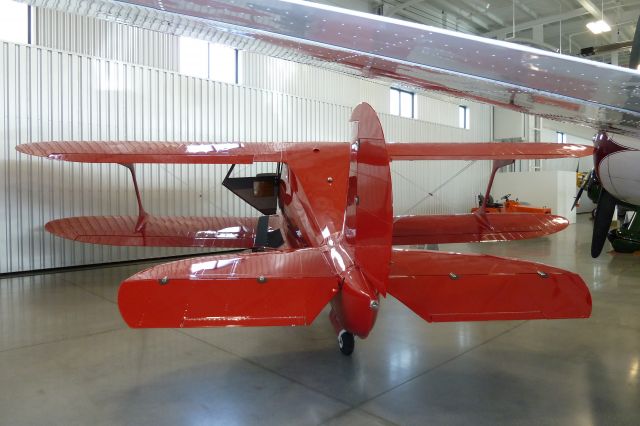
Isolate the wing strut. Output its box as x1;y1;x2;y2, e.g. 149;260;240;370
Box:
478;159;514;214
121;163;149;232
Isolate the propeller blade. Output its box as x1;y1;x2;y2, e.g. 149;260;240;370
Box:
572;169;593;211
591;189;617;258
628;16;640;70
571;185;585;211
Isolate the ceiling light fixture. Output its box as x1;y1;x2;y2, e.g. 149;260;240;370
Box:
587;20;611;34
587;0;611;34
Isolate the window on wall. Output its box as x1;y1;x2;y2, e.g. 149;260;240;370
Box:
0;0;30;44
390;88;415;118
459;105;470;129
556;131;567;143
179;36;239;84
209;43;238;84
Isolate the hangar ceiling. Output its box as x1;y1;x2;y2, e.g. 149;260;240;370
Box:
323;0;640;67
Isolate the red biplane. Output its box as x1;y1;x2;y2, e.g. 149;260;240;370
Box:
17;103;592;355
25;0;640;265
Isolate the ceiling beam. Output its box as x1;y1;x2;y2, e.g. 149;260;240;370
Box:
378;0;483;32
576;0;617;43
514;0;538;19
614;6;634;42
458;0;505;26
383;0;436;17
383;0;426;17
400;0;492;31
575;0;603;20
483;7;591;37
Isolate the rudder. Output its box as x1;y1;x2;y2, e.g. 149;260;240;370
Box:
343;103;394;295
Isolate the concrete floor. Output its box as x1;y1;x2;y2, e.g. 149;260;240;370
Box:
0;215;639;426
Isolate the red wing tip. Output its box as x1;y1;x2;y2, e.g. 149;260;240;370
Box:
15;143;57;158
15;144;32;154
549;214;570;227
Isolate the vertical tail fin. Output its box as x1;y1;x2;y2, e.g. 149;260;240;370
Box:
343;103;394;295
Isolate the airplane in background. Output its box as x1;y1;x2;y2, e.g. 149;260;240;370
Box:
27;0;640;258
574;131;640;257
572;19;640;257
18;102;592;355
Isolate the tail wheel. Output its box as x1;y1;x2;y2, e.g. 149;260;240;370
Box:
338;330;354;356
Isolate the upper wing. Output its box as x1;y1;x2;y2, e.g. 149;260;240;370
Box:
392;213;569;245
45;215;264;248
387;142;592;161
388;249;591;322
17;140;591;164
118;248;339;328
15;141;312;164
30;0;640;137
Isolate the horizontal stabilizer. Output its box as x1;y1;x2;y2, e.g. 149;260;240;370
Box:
387;142;592;160
118;248;339;327
45;215;264;248
392;213;569;245
388;249;591;322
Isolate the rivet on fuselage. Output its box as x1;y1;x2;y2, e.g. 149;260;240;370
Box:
354;195;360;205
159;276;169;285
449;272;458;280
537;271;548;278
370;300;379;310
257;276;268;284
327;176;334;183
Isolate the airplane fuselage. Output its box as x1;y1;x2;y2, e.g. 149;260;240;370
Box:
594;131;640;205
275;104;395;340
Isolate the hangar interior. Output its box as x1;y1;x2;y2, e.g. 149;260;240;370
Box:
0;0;639;425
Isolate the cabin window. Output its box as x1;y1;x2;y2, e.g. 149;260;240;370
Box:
0;0;30;44
390;88;415;118
459;105;470;129
179;36;239;84
556;131;567;144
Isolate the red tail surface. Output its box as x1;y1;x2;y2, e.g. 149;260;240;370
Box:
343;103;394;294
388;249;591;321
118;249;339;328
329;103;394;338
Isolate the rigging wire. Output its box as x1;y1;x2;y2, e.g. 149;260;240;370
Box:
396;160;477;217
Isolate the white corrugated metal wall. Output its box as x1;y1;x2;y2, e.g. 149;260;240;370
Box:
0;9;492;273
33;8;180;71
496;112;593;173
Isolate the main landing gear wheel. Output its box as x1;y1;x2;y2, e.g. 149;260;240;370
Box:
338;330;354;356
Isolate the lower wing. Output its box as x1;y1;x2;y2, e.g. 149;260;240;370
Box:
118;248;339;328
388;249;591;322
392;213;569;245
45;215;267;248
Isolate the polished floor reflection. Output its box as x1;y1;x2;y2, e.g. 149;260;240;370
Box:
0;215;638;425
